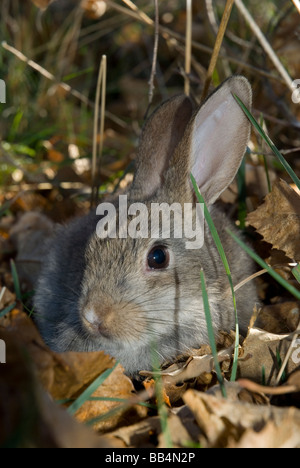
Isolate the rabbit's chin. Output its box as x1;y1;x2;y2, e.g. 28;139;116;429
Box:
80;337;157;376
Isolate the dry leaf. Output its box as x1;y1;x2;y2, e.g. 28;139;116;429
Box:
259;302;300;334
0;330;121;448
75;363;147;433
1;309;147;435
183;389;300;448
108;416;162;448
237;327;298;385
140;341;233;404
157;412;194;448
0;287;16;309
228;419;300;448
247;179;300;261
1;309;115;396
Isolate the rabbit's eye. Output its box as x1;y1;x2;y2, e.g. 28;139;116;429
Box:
147;246;169;270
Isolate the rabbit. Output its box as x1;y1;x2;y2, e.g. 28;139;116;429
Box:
34;76;258;376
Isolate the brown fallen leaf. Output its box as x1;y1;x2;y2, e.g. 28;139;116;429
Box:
228;418;300;448
237;327;298;385
0;287;16;310
206;380;269;405
259;302;300;334
108;416;162;448
1;309;115;397
157;412;196;448
140;340;234;404
183;389;300;448
0;330;122;448
75;363;147;434
1;309;147;434
247;179;300;261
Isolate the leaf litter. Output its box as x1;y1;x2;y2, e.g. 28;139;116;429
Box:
1;0;300;449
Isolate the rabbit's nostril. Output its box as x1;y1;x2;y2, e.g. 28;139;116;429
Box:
81;307;112;339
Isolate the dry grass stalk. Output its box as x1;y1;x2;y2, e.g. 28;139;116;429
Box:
291;0;300;14
184;0;192;96
91;55;107;207
234;0;294;92
201;0;235;102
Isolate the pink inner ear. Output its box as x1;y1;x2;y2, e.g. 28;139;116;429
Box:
190;82;251;205
191;100;229;187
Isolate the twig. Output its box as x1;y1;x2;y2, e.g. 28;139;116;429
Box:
234;263;299;292
91;55;107;207
201;0;235;102
234;0;294;92
238;378;298;395
121;0;153;25
291;0;300;14
184;0;192;96
234;269;267;292
1;41;127;130
104;1;288;86
1;41;92;105
276;320;300;385
145;0;159;118
0;287;7;305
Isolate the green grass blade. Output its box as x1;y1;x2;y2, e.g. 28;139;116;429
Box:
67;362;119;416
237;157;247;229
292;264;300;284
262;153;272;193
10;260;22;301
151;343;173;448
234;94;300;191
200;269;227;398
190;174;239;381
227;229;300;300
259;113;272;194
0;302;16;318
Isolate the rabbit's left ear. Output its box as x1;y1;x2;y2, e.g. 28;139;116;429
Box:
185;76;252;205
130;95;194;199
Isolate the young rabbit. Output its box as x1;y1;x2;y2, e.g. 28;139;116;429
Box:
34;76;257;376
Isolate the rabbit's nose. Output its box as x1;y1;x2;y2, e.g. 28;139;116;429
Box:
81;307;112;339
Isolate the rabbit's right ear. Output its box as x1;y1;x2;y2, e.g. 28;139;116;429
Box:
130;95;194;199
184;76;252;205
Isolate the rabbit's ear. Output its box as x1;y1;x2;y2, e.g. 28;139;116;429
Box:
187;76;252;205
131;95;194;198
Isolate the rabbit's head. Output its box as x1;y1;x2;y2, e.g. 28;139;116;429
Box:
75;76;253;374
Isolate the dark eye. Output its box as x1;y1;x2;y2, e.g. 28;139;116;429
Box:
147;246;170;270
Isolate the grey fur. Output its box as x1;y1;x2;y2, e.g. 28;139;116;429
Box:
34;76;258;376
